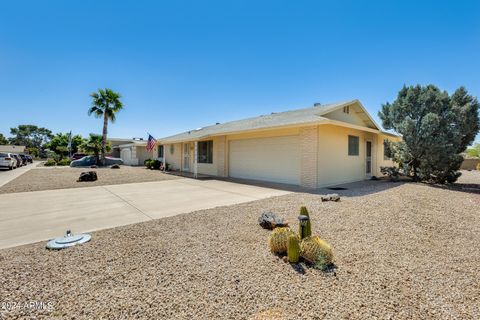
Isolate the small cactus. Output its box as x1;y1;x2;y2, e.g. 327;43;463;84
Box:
287;234;300;263
268;227;294;254
300;235;333;269
299;206;312;238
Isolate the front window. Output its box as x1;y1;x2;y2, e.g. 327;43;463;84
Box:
348;135;359;156
198;140;213;163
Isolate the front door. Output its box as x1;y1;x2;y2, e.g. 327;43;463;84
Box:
183;143;190;171
365;141;372;175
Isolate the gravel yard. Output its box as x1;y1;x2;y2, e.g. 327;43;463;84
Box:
0;172;479;319
0;165;180;194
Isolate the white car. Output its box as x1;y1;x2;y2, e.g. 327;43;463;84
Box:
0;153;17;170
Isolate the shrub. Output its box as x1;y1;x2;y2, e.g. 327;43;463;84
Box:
380;166;400;182
268;227;295;254
477;162;480;171
151;159;162;170
44;159;56;166
300;236;333;270
144;159;153;169
57;159;71;166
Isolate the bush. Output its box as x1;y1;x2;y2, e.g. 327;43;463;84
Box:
144;159;153;169
380;166;400;182
477;163;480;171
151;159;162;170
57;159;71;166
44;159;56;166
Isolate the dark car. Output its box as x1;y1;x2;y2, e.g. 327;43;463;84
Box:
19;154;28;165
12;154;22;167
71;153;87;160
26;155;33;163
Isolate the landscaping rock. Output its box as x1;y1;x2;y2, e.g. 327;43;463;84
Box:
321;193;340;202
110;164;120;169
77;171;98;182
258;212;288;229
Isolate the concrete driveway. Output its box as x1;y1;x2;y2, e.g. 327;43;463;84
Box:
0;162;38;188
0;178;290;249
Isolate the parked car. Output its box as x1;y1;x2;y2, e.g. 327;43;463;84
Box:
11;154;22;167
70;155;123;167
0;153;17;170
19;154;28;165
71;153;87;160
26;155;33;163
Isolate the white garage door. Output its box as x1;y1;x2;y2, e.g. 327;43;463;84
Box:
229;135;301;185
120;148;132;165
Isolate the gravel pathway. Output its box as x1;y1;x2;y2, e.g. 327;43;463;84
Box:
0;166;180;194
0;172;479;319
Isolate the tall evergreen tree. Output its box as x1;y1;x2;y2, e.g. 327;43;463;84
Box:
379;85;479;183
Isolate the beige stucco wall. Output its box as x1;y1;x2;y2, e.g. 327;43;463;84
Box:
317;124;375;187
164;143;182;170
136;147;155;166
323;107;367;127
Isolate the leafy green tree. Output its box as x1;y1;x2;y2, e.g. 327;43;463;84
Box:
88;89;123;165
81;134;112;165
9;125;53;150
0;133;8;145
379;85;480;183
46;133;85;157
466;142;480;158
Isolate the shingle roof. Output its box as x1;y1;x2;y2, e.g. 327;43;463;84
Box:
159;100;375;143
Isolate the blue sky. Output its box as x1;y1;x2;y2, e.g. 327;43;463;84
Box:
0;0;479;141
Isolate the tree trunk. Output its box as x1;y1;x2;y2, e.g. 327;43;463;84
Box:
101;113;108;166
412;165;418;182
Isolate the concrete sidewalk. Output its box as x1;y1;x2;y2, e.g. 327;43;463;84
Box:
0;178;290;249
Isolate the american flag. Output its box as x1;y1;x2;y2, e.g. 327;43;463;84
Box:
146;134;157;152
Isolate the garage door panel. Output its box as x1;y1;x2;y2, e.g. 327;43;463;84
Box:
229;135;300;185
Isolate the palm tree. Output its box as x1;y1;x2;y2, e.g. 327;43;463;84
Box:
88;88;123;165
81;134;112;165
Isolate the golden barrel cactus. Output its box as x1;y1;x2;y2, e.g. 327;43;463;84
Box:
268;227;295;254
300;235;333;269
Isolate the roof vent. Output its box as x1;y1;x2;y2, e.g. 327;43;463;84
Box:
313;102;321;107
46;230;91;250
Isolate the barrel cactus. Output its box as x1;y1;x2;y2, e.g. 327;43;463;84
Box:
268;227;295;254
299;206;312;238
287;234;300;263
300;235;333;269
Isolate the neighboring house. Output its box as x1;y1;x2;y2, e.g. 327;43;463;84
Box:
0;145;26;153
108;138;158;166
159;100;400;188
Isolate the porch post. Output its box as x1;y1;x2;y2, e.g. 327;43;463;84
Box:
194;141;198;178
163;144;167;172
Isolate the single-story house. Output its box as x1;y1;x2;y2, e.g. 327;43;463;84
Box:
108;138;158;166
158;100;400;188
0;145;26;153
